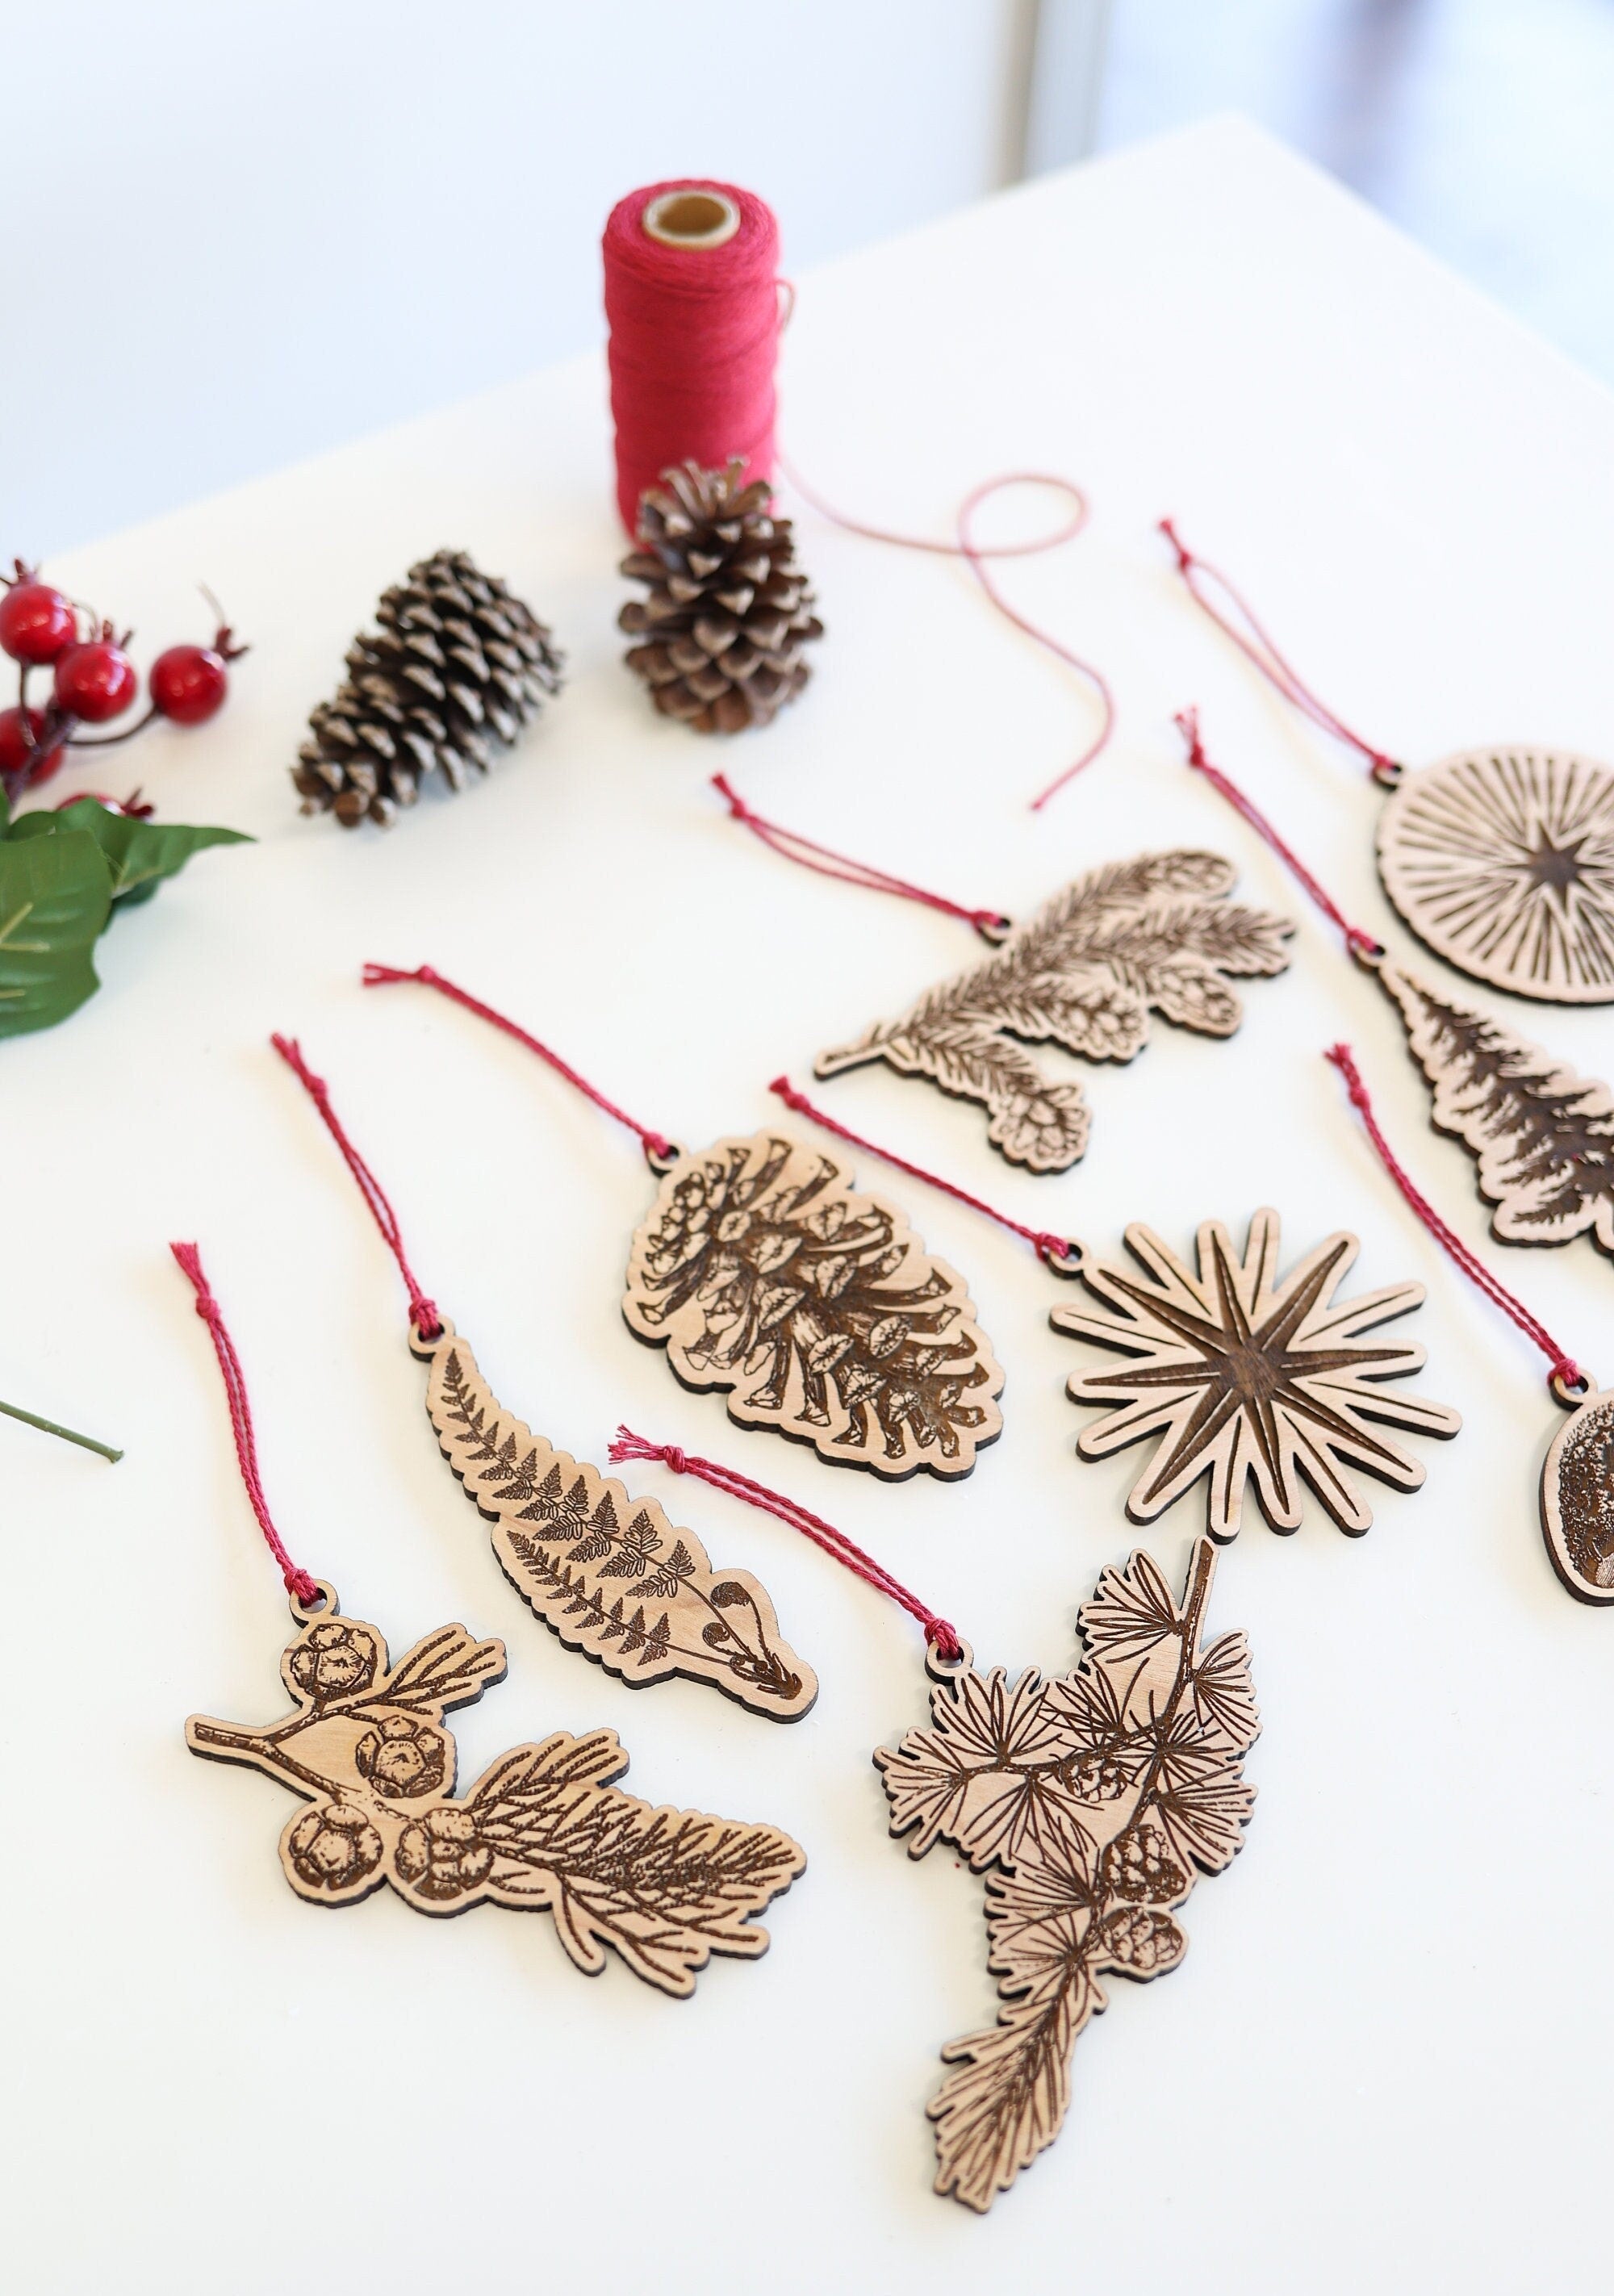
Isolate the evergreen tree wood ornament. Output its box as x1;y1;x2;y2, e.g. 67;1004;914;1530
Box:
174;1244;804;1992
362;966;1006;1482
271;1035;816;1719
610;1433;1261;2213
1327;1045;1614;1601
1165;521;1614;1003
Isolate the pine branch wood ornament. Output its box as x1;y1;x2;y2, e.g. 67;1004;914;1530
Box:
620;461;822;732
815;851;1294;1172
877;1539;1256;2211
420;1324;816;1716
294;550;563;827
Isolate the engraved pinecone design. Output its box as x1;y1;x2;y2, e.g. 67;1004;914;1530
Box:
292;549;564;827
619;460;822;733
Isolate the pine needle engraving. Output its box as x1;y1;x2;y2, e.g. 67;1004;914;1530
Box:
420;1328;816;1717
876;1541;1256;2210
815;851;1294;1171
623;1131;1004;1479
187;1605;805;1996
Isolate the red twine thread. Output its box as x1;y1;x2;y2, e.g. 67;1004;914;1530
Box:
713;773;1009;939
1160;517;1403;784
604;180;780;537
1177;708;1384;961
169;1242;322;1607
1324;1046;1584;1396
608;1426;964;1662
362;964;675;1167
769;1076;1078;1270
270;1035;443;1341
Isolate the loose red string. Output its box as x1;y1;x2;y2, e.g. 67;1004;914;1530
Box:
712;774;1009;939
781;458;1115;811
1324;1046;1584;1395
170;1242;323;1607
270;1035;443;1341
362;964;675;1166
768;1075;1079;1270
1177;708;1384;961
609;1425;964;1662
1160;518;1403;784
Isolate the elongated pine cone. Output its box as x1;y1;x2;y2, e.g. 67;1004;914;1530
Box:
619;460;822;733
293;549;564;827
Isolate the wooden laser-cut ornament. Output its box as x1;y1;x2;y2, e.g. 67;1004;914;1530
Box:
622;1130;1004;1478
1052;1208;1461;1538
187;1587;805;1993
1542;1388;1614;1600
420;1323;816;1717
876;1539;1256;2211
813;851;1294;1172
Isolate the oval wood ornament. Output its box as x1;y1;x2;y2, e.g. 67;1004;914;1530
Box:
624;1131;1004;1478
1377;748;1614;1004
1541;1386;1614;1601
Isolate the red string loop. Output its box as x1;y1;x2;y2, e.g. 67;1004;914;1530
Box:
608;1425;964;1662
362;964;675;1168
1177;709;1385;961
169;1242;323;1608
1160;518;1403;783
768;1076;1080;1271
712;774;1008;939
270;1035;443;1341
1324;1045;1584;1396
781;459;1114;811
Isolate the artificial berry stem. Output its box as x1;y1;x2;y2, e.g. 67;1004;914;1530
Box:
0;1396;122;1463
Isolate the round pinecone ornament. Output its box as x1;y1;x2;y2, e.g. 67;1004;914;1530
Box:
619;460;822;733
293;550;564;828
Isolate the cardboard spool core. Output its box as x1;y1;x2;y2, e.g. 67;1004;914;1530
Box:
642;188;742;250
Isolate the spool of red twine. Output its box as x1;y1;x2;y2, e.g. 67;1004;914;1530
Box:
603;179;781;537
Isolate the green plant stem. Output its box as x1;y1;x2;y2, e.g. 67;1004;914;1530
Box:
0;1396;122;1462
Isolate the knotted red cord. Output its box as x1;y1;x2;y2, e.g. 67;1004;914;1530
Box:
1160;518;1403;783
608;1426;964;1662
768;1076;1079;1270
781;458;1114;811
170;1242;323;1607
362;964;675;1166
1177;708;1384;961
1324;1046;1584;1395
713;774;1008;939
270;1035;443;1341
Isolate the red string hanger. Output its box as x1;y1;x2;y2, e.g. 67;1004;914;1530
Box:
1160;517;1614;1009
1323;1043;1612;1605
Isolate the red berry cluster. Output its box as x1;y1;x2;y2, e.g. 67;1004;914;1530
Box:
0;561;248;801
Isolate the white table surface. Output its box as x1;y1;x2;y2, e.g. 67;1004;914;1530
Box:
8;119;1613;2294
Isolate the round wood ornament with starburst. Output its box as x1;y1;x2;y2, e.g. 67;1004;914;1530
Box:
1376;747;1614;1004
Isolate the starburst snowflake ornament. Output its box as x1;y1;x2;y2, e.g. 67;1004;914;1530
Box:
1052;1209;1461;1537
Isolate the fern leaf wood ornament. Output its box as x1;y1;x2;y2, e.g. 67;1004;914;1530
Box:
1052;1208;1461;1538
188;1590;805;1993
876;1539;1257;2211
814;850;1294;1173
419;1323;816;1717
624;1131;1004;1479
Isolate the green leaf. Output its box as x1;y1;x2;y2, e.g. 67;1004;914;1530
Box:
5;801;250;906
0;830;113;1037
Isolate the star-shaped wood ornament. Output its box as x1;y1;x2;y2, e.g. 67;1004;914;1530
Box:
1052;1209;1461;1538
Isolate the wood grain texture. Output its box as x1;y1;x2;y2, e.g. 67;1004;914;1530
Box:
1377;749;1614;1003
623;1130;1004;1480
419;1324;817;1718
186;1594;805;1996
1541;1387;1614;1602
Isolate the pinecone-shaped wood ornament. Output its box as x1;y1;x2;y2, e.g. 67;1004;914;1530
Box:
619;460;822;733
293;550;564;827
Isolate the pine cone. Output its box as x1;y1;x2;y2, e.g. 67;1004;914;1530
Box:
292;549;563;827
619;460;822;733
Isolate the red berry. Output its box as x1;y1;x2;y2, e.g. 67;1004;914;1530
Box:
0;705;65;791
0;580;77;664
54;640;138;723
149;642;229;726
